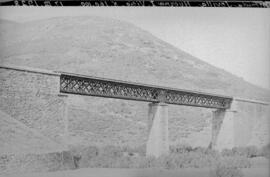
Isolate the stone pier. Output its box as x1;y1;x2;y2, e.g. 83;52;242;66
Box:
58;94;69;149
146;102;169;157
211;101;238;150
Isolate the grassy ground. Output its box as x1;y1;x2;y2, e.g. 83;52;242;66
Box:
1;167;269;177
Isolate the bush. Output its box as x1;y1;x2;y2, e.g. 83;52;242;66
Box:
221;146;260;158
220;156;251;168
128;156;156;168
154;155;178;169
121;145;146;156
170;144;192;154
134;156;156;168
132;145;146;156
68;145;99;168
3;152;64;174
212;164;244;177
260;144;270;159
61;151;76;170
245;146;260;158
221;149;234;157
141;152;220;169
100;145;122;158
212;156;249;177
113;156;133;168
0;155;12;172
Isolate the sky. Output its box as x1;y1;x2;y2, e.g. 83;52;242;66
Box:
0;7;269;89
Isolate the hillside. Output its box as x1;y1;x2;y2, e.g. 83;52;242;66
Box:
0;16;269;151
0;16;269;100
0;111;65;155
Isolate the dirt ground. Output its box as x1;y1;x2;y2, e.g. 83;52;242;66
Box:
1;167;269;177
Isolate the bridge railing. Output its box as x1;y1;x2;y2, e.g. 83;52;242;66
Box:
234;97;269;105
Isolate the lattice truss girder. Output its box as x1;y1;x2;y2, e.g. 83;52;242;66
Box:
60;74;232;109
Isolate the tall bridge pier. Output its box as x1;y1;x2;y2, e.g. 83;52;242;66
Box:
147;102;169;157
211;98;269;151
211;104;237;150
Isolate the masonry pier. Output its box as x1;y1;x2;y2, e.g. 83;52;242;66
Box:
58;94;69;149
146;102;169;157
211;100;238;150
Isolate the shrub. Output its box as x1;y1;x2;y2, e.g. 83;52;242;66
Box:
193;147;220;157
0;155;12;172
112;156;132;168
221;149;234;157
154;155;178;169
222;146;260;158
100;145;122;158
132;145;146;156
170;144;192;154
121;145;146;156
78;146;99;168
212;164;244;177
220;156;251;168
3;152;64;174
42;152;63;171
142;152;221;169
212;156;248;177
87;155;116;168
260;144;270;159
131;156;155;168
245;146;260;158
61;151;76;170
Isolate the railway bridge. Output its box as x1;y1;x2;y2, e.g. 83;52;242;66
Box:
59;72;269;157
1;65;269;157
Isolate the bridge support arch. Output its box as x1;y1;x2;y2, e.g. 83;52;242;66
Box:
146;102;169;157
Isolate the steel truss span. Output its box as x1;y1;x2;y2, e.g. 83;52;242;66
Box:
60;73;232;109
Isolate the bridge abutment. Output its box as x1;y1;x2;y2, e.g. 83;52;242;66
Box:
146;102;169;157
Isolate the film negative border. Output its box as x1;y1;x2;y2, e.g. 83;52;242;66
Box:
0;0;269;7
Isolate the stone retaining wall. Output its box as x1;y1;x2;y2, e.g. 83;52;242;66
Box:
0;65;66;144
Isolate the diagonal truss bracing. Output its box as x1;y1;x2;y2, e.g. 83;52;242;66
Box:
60;73;232;109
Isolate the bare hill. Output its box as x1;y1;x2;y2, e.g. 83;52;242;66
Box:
0;16;269;100
0;16;269;150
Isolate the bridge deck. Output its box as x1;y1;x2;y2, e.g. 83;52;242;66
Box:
59;72;232;109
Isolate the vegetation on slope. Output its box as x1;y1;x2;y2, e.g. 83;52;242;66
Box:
1;144;269;175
